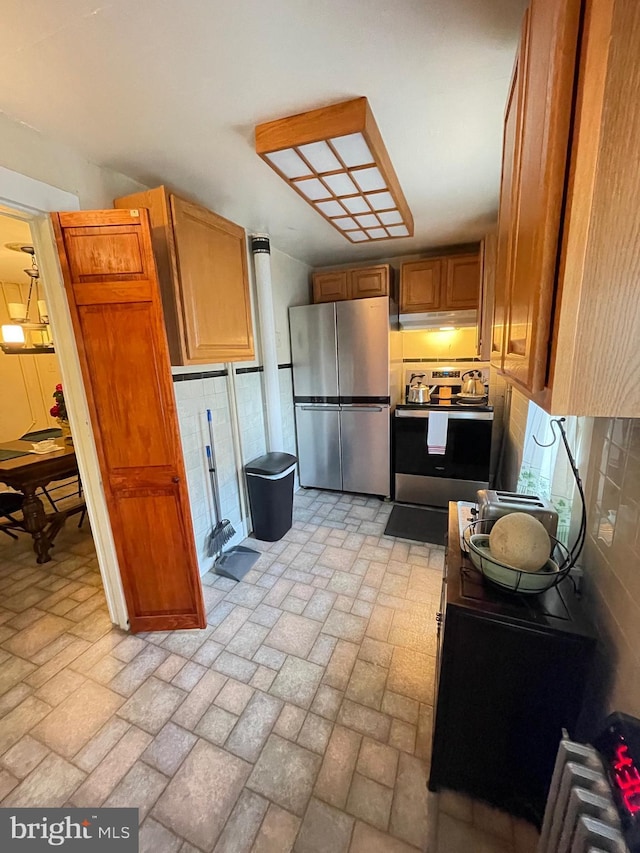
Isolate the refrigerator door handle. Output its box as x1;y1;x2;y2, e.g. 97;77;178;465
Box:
340;405;384;412
298;405;341;411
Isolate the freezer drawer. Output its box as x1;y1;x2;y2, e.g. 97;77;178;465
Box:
295;405;341;490
341;405;390;497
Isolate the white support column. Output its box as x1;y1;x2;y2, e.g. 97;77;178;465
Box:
250;234;283;452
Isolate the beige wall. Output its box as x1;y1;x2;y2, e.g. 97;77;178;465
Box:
501;391;640;725
401;327;478;361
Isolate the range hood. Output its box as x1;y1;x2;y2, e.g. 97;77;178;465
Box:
399;309;478;330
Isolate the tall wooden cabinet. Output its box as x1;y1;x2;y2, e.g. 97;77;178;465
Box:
114;186;254;365
400;251;480;313
493;0;640;416
312;264;391;303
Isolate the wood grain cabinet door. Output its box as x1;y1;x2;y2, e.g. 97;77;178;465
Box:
349;266;389;299
312;271;349;303
400;260;442;312
51;209;206;633
170;196;254;362
502;0;582;393
443;254;481;309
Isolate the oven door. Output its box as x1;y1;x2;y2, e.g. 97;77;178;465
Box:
394;410;493;488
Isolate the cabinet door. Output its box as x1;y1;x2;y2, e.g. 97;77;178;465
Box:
478;234;497;361
443;254;480;309
492;24;526;370
400;260;442;312
51;209;205;633
170;196;255;362
312;271;349;303
349;266;389;299
502;0;582;392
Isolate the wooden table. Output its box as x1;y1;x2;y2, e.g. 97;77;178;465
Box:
0;438;81;563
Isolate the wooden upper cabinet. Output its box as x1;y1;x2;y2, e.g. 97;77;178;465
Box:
400;260;441;312
349;265;390;300
114;186;254;365
500;0;582;393
444;254;481;309
478;233;497;362
312;271;349;303
311;264;390;303
400;251;480;313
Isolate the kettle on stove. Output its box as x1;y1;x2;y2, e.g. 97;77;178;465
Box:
460;370;486;397
408;374;437;403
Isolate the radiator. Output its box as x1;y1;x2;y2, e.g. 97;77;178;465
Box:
538;731;628;853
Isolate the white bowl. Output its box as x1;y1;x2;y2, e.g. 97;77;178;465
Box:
468;534;559;593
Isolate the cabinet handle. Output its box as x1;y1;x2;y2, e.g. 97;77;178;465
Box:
172;476;180;484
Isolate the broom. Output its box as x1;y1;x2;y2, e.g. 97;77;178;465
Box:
205;408;235;556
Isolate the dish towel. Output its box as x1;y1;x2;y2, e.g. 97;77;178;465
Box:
427;412;449;455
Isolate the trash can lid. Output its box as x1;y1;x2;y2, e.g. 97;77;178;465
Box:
245;452;298;476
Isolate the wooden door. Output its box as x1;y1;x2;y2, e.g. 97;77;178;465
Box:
349;266;389;300
51;209;206;633
400;260;442;312
312;271;349;303
443;254;480;309
171;196;254;362
502;0;582;392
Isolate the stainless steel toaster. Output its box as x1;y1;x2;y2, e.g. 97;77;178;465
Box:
476;489;558;536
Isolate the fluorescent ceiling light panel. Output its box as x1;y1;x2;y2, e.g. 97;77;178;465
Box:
352;167;386;193
255;97;413;242
342;196;371;214
296;178;332;200
387;224;410;237
322;172;358;197
355;214;380;228
366;191;395;211
333;217;359;231
298;141;342;173
265;149;312;179
330;133;374;167
379;210;403;225
316;200;346;217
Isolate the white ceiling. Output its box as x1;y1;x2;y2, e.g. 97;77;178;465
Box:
0;0;526;267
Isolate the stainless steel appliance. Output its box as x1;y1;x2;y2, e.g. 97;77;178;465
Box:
476;489;558;536
290;297;400;498
394;363;492;506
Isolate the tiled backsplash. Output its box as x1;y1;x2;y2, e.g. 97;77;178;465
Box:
501;388;640;724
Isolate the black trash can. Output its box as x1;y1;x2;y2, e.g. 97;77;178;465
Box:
245;452;298;542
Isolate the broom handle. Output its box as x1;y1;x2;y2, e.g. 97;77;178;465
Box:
206;410;223;523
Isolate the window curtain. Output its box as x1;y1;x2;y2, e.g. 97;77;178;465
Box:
516;402;591;545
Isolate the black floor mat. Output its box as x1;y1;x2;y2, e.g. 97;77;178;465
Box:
21;427;62;441
384;504;447;545
0;448;30;461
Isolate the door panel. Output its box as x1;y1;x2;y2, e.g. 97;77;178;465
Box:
503;0;582;391
349;267;389;300
290;304;338;399
336;298;389;398
444;255;480;309
400;260;442;312
295;406;341;490
341;406;390;496
51;209;206;633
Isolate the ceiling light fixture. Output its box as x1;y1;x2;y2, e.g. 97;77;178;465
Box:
1;245;55;355
255;97;414;244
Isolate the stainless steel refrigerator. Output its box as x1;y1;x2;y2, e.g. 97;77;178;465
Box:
289;297;400;498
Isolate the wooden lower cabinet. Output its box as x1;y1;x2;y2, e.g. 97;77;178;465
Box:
114;186;254;365
312;264;391;303
400;251;480;313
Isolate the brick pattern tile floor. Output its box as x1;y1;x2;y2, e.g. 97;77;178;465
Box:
0;490;538;853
